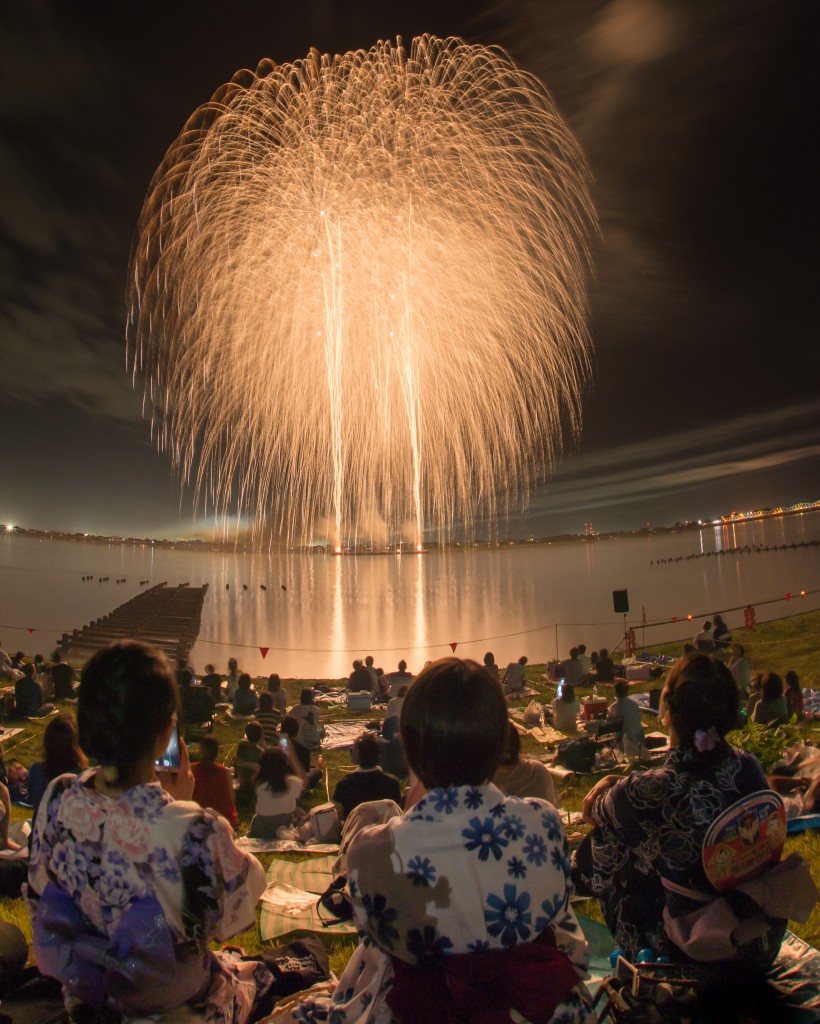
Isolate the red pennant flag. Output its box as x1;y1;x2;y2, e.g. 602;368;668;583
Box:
671;617;677;624
28;628;34;634
450;642;457;652
259;647;269;658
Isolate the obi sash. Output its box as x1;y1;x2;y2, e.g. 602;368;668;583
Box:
387;927;580;1024
33;882;211;1013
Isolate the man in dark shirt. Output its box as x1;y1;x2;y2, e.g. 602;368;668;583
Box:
200;664;224;702
51;651;76;700
348;660;374;693
595;648;616;683
15;663;45;717
332;732;402;821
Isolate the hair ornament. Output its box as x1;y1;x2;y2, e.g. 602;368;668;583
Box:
694;726;719;753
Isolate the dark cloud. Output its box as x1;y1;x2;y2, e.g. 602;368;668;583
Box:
1;0;818;537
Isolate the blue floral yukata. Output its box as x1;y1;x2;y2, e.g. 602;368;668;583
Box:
271;783;595;1023
27;769;271;1023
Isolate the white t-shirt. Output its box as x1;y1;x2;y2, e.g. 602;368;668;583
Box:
552;696;581;732
254;774;303;817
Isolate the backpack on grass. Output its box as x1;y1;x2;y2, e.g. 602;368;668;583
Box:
553;737;598;773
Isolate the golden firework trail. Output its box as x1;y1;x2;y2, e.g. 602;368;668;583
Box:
127;35;597;548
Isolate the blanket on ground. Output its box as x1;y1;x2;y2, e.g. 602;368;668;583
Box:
321;721;374;750
259;854;356;942
235;837;340;854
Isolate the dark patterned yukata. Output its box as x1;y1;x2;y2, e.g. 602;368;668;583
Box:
572;742;782;968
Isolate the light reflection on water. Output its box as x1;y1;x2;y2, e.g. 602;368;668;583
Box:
1;511;818;679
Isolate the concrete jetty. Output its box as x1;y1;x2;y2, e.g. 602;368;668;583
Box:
60;582;208;665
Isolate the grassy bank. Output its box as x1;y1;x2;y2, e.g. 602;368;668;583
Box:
2;609;819;974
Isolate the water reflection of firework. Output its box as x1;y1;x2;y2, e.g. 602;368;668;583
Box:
127;35;596;547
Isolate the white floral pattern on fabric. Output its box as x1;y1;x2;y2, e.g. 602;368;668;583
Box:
27;770;270;1023
267;783;595;1023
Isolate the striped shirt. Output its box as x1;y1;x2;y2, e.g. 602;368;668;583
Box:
256;708;283;745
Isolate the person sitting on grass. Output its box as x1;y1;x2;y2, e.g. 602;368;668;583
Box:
607;680;647;759
234;721;265;794
784;670;804;721
728;643;753;693
552;683;581;732
751;672;789;727
482;651;499;679
594;648;615;683
711;614;732;649
26;639;275;1022
280;715;323;790
248;745;308;839
192;736;239;830
266;673;287;717
269;656;594;1024
289;688;324;750
501;654;528;694
25;712;88;819
50;649;77;700
200;663;223;702
331;732;402;823
232;673;258;716
492;720;559;805
256;690;282;744
15;662;55;718
559;648;584;687
383;684;408;737
572;653;817;1017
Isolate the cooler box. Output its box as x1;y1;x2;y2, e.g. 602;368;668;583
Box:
347;691;373;711
582;698;608;721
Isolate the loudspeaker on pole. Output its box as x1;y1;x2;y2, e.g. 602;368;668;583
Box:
613;589;629;614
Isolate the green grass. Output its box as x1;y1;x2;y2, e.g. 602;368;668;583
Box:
2;613;819;971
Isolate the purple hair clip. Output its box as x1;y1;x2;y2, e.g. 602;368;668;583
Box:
694;726;719;753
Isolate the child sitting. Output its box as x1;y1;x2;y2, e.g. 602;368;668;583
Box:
234;721;265;794
192;737;239;830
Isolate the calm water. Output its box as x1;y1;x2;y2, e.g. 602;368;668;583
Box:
1;512;818;678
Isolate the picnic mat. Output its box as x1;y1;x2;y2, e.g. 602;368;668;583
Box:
321;720;374;750
505;686;539;702
259;853;357;941
313;687;349;706
528;723;566;746
0;726;24;742
236;837;339;854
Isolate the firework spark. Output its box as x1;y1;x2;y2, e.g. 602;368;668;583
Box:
127;35;596;546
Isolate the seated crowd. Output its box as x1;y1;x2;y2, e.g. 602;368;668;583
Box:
0;638;817;1023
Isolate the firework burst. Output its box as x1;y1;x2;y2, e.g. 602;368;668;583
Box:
127;35;596;546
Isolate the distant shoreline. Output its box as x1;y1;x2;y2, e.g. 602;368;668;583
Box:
6;501;819;556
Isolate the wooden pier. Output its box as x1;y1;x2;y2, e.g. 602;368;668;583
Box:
60;582;208;665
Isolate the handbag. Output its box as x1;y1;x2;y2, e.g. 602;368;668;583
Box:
316;875;353;925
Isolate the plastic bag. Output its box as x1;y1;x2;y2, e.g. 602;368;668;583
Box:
523;700;544;727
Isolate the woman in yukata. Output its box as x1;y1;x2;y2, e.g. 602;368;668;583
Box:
273;656;595;1024
26;640;277;1023
572;653;814;1014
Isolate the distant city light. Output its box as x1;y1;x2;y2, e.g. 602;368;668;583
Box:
3;523;16;534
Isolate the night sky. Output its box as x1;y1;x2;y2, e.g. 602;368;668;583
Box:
2;0;818;539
